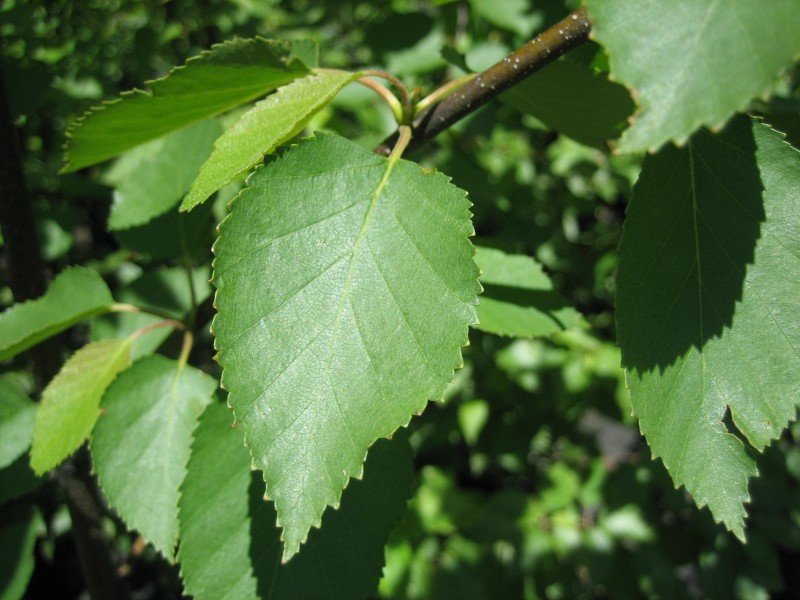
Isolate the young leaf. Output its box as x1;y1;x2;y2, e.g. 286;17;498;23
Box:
104;119;223;229
178;403;413;599
181;70;361;211
501;51;635;148
0;267;113;361
474;246;584;338
0;376;35;469
616;116;800;539
213;133;479;560
30;339;133;475
62;37;310;171
586;0;800;153
91;355;216;559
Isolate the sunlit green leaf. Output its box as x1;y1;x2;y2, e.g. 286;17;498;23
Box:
30;339;132;475
475;246;584;338
63;37;310;171
0;267;113;362
586;0;800;153
91;355;216;559
213;132;479;560
182;70;361;211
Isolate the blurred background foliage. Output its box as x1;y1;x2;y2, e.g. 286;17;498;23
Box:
2;0;800;598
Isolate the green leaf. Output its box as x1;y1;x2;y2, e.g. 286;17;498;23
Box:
91;355;216;559
178;403;413;599
63;37;310;171
467;0;538;36
0;376;35;470
0;457;41;506
213;132;479;560
113;203;213;261
0;505;43;600
30;339;133;475
615;116;800;538
586;0;800;153
181;70;360;211
0;267;113;362
474;246;584;338
104;119;223;229
502;52;635;148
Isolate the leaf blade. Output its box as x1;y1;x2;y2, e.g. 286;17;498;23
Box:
30;339;132;475
90;355;216;559
105;119;223;230
178;403;413;599
0;376;35;470
63;37;309;171
586;0;800;153
213;132;479;560
0;267;113;362
501;51;634;148
181;69;361;211
615;116;800;537
474;246;585;338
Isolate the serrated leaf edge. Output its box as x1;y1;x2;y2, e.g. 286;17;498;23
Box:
209;132;479;561
61;37;305;172
180;69;362;212
586;1;800;155
617;117;800;541
89;356;215;562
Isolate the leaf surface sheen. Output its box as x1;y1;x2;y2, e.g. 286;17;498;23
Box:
178;403;413;599
181;69;361;211
63;37;310;171
0;267;113;362
586;0;800;153
30;339;132;475
616;116;800;538
213;132;479;560
91;355;216;559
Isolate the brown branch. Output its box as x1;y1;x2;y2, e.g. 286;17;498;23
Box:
375;8;592;155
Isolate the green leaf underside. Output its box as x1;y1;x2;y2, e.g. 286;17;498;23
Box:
30;339;132;475
0;377;35;470
181;69;360;211
105;119;223;229
474;246;584;338
586;0;800;153
91;355;216;559
616;116;800;539
178;403;413;599
213;132;479;560
0;267;113;362
502;55;634;148
63;37;310;171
